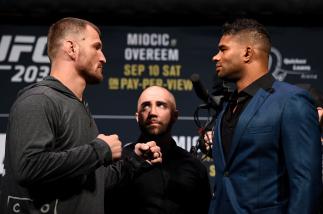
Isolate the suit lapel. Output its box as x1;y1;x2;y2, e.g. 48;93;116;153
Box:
215;103;228;166
226;89;272;164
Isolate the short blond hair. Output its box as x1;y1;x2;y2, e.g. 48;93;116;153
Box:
47;17;101;61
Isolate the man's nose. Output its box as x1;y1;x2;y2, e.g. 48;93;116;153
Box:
149;105;158;115
100;52;107;64
212;52;220;62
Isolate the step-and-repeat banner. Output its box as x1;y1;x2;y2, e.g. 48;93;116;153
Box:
1;25;323;185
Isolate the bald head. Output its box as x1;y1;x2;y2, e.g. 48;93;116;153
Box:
136;86;178;138
137;86;177;112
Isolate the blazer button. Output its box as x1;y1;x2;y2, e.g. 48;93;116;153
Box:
224;171;229;177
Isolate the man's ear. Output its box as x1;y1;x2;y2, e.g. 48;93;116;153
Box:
243;46;253;63
64;40;77;60
135;112;139;123
172;109;179;123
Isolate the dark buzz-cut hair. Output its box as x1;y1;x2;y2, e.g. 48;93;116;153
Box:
47;17;101;61
222;18;272;54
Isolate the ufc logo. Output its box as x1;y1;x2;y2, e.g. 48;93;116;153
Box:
0;35;49;63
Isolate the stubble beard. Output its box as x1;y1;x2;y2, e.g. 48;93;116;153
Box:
139;122;172;141
80;67;103;85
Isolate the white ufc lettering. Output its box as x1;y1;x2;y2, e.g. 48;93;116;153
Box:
0;35;49;63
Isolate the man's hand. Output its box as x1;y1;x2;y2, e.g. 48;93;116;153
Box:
97;134;122;161
317;107;323;122
134;141;162;164
203;130;214;152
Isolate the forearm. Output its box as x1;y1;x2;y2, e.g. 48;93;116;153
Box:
14;139;112;186
104;148;150;190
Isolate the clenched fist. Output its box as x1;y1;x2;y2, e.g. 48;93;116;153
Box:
134;141;162;164
97;134;122;160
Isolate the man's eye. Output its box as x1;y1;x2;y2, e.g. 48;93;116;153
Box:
158;104;166;109
142;105;150;111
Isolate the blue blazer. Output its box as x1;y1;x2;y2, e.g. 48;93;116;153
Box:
209;81;322;214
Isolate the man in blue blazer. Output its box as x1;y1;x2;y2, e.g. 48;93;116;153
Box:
208;18;322;214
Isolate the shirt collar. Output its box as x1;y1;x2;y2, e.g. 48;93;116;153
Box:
229;72;275;103
242;72;275;96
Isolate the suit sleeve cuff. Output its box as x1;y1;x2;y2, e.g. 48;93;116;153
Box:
90;138;113;167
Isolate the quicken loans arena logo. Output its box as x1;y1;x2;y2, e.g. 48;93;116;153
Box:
0;35;50;83
269;47;317;81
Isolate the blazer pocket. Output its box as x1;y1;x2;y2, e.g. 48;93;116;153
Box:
246;126;272;134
